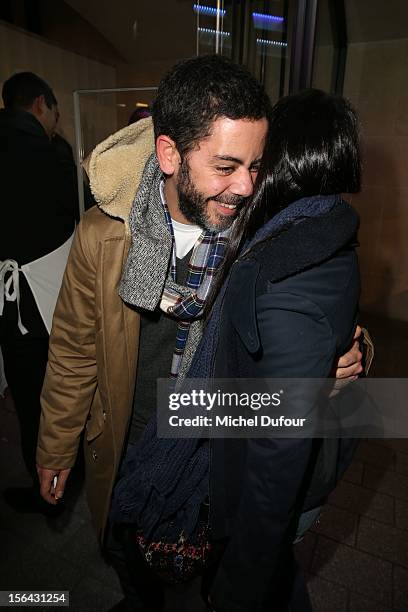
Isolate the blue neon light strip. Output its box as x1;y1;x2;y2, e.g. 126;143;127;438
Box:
193;4;226;17
252;12;284;23
256;38;287;47
198;27;230;37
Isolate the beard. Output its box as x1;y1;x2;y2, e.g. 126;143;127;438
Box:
176;158;246;232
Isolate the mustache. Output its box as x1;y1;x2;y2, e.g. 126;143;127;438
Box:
210;194;247;207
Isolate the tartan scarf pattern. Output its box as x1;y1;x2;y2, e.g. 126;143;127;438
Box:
159;182;229;378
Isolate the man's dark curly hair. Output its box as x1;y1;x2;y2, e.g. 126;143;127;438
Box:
152;55;271;156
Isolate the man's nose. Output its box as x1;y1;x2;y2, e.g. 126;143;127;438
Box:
230;168;255;197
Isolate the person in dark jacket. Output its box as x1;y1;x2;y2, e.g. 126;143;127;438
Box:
205;89;362;611
0;72;77;512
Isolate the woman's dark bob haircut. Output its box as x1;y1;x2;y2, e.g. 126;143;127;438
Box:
263;88;361;210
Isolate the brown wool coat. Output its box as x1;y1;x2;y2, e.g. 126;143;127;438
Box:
37;118;155;542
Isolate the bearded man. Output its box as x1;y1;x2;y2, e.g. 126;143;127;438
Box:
36;56;363;611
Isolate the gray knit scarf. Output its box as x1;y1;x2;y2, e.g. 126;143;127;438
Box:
119;154;203;379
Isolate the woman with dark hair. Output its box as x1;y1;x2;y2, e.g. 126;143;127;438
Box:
190;89;362;611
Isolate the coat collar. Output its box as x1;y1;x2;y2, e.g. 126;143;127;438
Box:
242;198;359;284
85;117;155;234
0;108;49;140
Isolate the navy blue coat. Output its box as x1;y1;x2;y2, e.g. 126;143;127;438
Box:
210;200;360;612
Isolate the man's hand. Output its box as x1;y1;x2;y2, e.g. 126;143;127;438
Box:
330;326;363;395
37;466;71;504
335;325;363;380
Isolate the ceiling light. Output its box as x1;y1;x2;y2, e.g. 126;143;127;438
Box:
256;38;287;47
198;27;230;37
193;4;226;17
253;12;284;23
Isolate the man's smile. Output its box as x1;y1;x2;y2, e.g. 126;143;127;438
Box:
216;201;237;210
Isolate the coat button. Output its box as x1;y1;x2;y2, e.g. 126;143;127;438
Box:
92;450;98;461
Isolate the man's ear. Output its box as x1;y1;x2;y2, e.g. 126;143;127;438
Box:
156;135;181;176
31;95;46;117
30;95;42;115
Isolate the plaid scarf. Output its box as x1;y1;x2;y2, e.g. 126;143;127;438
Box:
119;154;229;380
159;182;229;378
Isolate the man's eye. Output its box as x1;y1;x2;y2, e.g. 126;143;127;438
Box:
250;165;260;173
216;166;234;174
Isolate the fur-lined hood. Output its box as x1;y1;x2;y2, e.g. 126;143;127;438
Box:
85;116;155;232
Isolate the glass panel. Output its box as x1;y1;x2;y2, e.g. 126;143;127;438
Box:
195;1;233;57
195;1;293;103
244;0;291;102
312;0;335;92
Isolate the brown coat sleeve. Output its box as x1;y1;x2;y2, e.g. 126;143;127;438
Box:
36;214;98;469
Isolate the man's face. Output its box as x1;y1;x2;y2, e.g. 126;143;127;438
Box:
174;117;268;232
